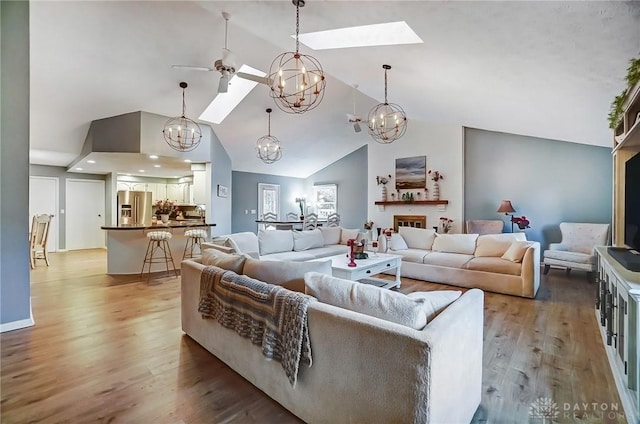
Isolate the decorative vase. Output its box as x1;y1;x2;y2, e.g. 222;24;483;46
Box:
160;214;170;223
433;182;440;200
381;185;388;201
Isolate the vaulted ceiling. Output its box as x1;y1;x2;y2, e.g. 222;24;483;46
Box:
29;1;640;178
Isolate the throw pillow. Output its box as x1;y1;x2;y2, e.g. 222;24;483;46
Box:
388;233;409;251
243;258;332;293
226;232;260;255
432;233;479;255
501;241;532;263
201;250;247;274
398;226;436;250
304;272;429;330
319;226;341;245
293;229;324;251
475;233;527;257
407;290;462;322
258;230;294;255
340;228;360;245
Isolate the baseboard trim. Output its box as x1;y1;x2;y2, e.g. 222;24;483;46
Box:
1;300;34;333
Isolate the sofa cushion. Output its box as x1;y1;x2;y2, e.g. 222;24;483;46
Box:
475;233;527;257
293;229;324;251
432;233;479;255
464;257;522;276
319;226;341;245
201;250;247;274
261;251;316;262
258;230;294;255
243;258;331;293
225;232;260;256
388;233;409;251
398;226;436;250
305;246;348;258
502;241;532;263
406;290;462;321
393;248;430;264
422;252;474;268
340;228;360;245
543;249;594;264
304;272;431;330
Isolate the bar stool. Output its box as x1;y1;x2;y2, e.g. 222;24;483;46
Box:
141;230;178;282
183;228;207;260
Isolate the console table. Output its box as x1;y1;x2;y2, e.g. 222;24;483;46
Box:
595;246;640;422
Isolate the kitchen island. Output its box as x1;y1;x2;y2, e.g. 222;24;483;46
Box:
101;221;215;275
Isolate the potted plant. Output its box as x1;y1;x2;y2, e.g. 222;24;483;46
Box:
154;199;175;223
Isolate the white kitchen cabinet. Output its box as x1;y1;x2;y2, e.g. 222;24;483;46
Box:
166;183;181;203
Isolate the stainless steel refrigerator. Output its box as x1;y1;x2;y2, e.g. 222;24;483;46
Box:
117;191;153;226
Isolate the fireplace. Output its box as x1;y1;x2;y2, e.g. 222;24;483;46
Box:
393;215;427;232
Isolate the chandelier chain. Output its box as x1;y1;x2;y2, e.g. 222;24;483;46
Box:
224;16;228;49
181;87;187;117
384;68;388;104
295;3;300;54
267;111;271;136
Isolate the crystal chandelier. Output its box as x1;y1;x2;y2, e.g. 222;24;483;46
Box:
267;0;326;114
256;108;282;164
162;82;202;152
367;65;407;144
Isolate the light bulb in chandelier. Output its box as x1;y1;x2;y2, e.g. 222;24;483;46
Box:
367;65;407;144
256;108;283;164
267;0;325;114
162;82;203;152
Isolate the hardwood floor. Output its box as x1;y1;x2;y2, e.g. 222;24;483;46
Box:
0;250;625;423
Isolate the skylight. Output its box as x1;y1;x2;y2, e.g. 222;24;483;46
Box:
297;21;423;50
199;64;266;125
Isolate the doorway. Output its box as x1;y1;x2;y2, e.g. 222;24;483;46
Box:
66;179;105;250
257;183;280;231
29;176;59;252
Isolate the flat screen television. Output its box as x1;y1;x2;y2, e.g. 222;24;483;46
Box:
625;152;640;250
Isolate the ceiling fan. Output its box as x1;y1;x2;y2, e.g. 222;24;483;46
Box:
172;12;271;92
347;84;363;133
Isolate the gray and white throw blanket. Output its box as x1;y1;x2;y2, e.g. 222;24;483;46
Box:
198;266;314;387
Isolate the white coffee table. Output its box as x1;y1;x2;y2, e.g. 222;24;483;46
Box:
312;252;402;289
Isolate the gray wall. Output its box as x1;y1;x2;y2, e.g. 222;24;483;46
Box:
231;145;368;233
1;1;31;329
306;145;368;229
30;165;106;250
464;128;612;249
209;127;232;235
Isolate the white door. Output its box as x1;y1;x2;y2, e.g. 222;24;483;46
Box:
29;176;59;252
258;183;280;231
66;179;105;250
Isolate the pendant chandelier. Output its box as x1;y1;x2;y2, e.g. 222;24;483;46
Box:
256;108;282;164
162;82;202;152
267;0;325;114
367;65;407;144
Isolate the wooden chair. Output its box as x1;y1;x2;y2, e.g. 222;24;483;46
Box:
286;212;299;221
262;212;277;230
29;214;53;269
326;212;341;227
303;213;319;230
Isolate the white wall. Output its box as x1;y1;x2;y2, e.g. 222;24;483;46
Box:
368;120;463;233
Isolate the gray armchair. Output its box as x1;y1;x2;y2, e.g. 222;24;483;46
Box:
542;222;610;279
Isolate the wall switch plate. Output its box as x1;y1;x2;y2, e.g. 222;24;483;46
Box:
244;210;248;214
251;209;256;214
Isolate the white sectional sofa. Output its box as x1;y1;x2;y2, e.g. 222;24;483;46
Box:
378;227;541;298
203;227;358;261
181;250;484;423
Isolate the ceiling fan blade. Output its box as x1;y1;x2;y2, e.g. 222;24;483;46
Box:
172;65;215;72
218;72;230;93
236;72;272;85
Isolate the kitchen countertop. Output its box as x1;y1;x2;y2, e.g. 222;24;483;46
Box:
101;221;216;230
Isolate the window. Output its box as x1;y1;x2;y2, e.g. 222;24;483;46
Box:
313;184;337;220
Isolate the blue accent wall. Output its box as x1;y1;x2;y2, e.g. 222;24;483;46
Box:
464;128;612;249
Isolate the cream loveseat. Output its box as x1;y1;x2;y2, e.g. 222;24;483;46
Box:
181;250;484;423
378;227;540;298
203;227;357;261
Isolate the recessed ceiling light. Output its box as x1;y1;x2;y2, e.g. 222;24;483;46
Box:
199;64;265;124
154;164;161;168
87;160;96;164
297;21;423;50
75;167;83;171
139;169;145;173
184;159;192;163
149;155;159;159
